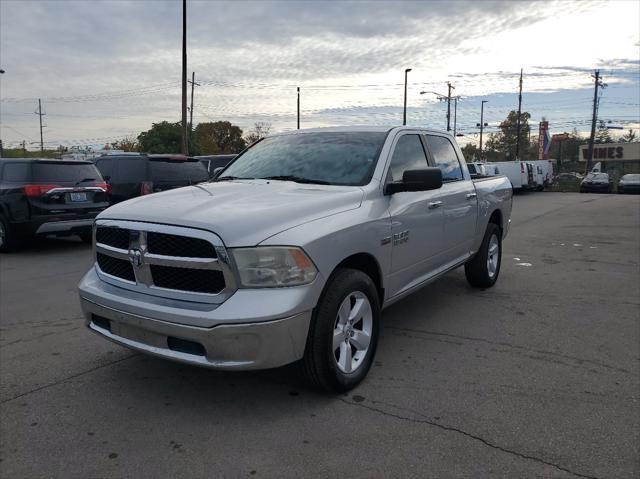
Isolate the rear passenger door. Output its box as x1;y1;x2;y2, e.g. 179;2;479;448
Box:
424;134;477;262
385;133;446;297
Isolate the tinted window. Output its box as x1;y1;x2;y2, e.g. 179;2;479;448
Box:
220;132;387;186
32;162;102;183
388;134;428;182
95;158;114;178
426;135;463;181
149;160;209;183
467;164;477;174
2;163;31;182
117;159;148;182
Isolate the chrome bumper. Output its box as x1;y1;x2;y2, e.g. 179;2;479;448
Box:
36;218;93;234
80;297;312;370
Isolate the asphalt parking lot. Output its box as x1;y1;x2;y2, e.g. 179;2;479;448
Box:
1;192;639;479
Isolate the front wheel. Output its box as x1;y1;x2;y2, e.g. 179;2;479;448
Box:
465;223;502;288
301;268;380;392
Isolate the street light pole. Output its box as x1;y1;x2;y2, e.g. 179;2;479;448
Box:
403;68;412;126
453;97;458;136
181;0;188;155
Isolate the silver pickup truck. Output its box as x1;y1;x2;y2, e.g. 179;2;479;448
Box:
78;126;512;392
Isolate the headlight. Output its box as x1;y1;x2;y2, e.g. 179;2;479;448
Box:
231;247;317;287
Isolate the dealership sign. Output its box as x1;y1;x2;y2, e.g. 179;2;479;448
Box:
580;142;640;162
538;121;551;160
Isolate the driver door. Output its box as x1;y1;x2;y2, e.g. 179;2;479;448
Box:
385;133;447;298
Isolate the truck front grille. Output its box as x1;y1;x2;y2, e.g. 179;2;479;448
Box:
147;231;217;258
94;221;235;303
96;252;135;282
150;265;225;294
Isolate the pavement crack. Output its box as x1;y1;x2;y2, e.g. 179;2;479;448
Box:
385;326;630;375
0;353;139;404
339;398;600;479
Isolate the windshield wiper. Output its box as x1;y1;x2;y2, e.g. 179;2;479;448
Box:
74;178;96;186
214;176;255;182
260;175;331;185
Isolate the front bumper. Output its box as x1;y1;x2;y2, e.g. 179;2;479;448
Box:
79;267;320;370
81;297;311;370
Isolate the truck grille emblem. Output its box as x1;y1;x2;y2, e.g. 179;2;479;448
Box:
128;248;144;268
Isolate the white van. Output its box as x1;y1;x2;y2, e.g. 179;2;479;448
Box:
528;160;554;190
491;161;533;190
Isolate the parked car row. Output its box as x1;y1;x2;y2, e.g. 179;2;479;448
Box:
580;172;640;193
0;153;237;251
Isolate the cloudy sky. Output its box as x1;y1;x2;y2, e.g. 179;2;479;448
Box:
0;0;638;150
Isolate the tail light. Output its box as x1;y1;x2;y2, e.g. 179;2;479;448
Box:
140;181;153;196
23;184;60;197
95;182;112;194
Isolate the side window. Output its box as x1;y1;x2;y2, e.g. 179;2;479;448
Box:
95;159;114;179
426;135;463;181
388;134;428;182
116;159;147;182
2;163;31;182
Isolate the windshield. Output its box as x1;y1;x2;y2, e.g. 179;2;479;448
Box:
587;173;608;180
622;174;640;181
218;131;388;186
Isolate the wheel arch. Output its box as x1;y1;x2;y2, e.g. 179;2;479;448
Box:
332;252;384;306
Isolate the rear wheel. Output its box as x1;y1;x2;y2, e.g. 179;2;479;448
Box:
465;223;502;288
0;217;18;253
301;268;380;392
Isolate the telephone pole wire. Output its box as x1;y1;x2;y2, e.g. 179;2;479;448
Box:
446;82;454;131
35;98;45;152
515;68;523;159
586;70;606;173
181;0;188;155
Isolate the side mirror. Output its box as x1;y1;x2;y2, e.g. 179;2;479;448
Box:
212;167;224;178
385;168;443;195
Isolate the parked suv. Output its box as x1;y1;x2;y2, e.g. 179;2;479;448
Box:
92;153;209;204
194;155;236;179
0;158;109;251
580;172;612;193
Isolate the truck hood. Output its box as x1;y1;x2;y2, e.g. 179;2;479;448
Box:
98;180;364;246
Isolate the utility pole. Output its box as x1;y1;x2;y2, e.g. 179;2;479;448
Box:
477;100;488;161
586;70;606;173
446;82;454;131
403;68;412;126
515;68;523;160
453;97;459;136
181;0;188;155
188;71;200;148
35;99;45;152
297;87;300;129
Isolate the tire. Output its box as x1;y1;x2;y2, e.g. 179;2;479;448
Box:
0;216;18;253
301;268;380;392
465;223;502;288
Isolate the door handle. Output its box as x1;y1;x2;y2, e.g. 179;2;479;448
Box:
466;193;477;200
428;201;443;209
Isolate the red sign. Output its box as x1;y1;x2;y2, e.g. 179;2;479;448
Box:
538;121;549;160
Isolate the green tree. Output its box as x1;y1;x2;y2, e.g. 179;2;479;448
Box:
245;122;272;145
460;143;478;162
485;110;531;160
105;137;139;152
595;120;613;144
194;121;246;154
619;129;637;143
137;121;183;153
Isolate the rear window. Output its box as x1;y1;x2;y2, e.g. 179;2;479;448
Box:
32;162;103;183
149;160;209;183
